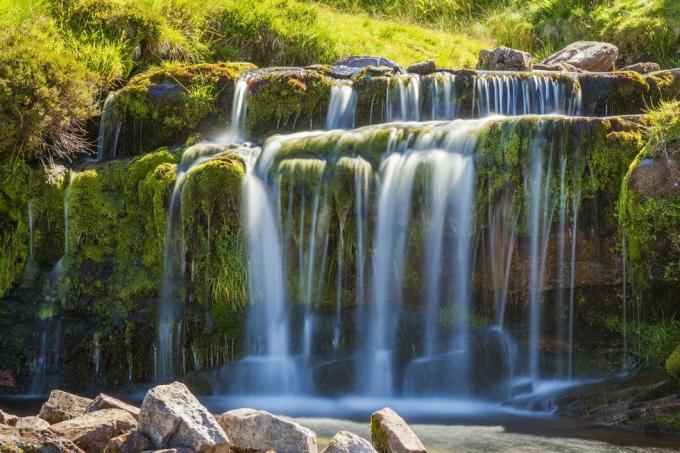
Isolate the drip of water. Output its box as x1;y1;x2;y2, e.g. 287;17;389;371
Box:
386;74;421;122
97;93;122;161
326;80;357;130
228;73;252;141
426;73;457;120
93;332;100;375
489;190;519;328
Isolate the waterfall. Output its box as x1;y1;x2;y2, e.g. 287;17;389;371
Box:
386;74;421;122
228;73;252;141
326;80;357;130
97;93;122;161
489;190;519;328
425;72;457;120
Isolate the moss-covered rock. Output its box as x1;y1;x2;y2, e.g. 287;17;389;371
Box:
667;345;680;383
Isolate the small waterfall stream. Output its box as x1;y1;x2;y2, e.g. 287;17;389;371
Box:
97;93;122;161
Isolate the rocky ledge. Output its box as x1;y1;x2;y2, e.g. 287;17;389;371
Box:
0;383;425;453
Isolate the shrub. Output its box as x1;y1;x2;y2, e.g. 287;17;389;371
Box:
667;345;680;382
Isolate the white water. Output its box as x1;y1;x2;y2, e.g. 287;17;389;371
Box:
97;93;122;161
326;80;357;130
386;74;421;122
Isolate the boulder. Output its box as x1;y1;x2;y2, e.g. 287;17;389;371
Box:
218;408;316;453
104;430;152;453
477;46;532;71
630;154;680;198
322;431;377;453
533;62;582;72
541;41;618;72
50;408;138;453
406;61;436;75
87;394;141;420
39;389;93;424
138;382;229;452
0;424;84;452
370;407;426;453
334;56;402;71
0;409;18;426
16;416;51;430
142;449;194;453
619;62;661;74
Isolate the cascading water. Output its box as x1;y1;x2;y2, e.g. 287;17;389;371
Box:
386;74;421;122
326;80;357;130
97;93;122;161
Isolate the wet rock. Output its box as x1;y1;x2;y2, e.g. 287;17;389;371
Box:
104;430;152;453
218;408;316;453
619;62;661;74
39;389;93;424
406;60;436;75
370;407;426;453
87;394;141;420
0;424;84;452
50;408;137;453
322;431;377;453
0;409;18;426
630;154;680;198
312;357;355;396
477;46;532;71
335;56;402;71
541;41;618;72
138;382;229;452
533;62;582;72
16;416;51;430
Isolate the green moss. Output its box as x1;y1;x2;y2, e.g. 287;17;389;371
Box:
667;345;680;383
352;70;390;126
370;416;389;453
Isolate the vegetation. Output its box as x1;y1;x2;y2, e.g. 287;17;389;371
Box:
668;345;680;383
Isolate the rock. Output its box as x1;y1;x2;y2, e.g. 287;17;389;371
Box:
322;431;377;453
50;408;138;453
406;61;436;75
0;424;84;452
138;381;229;452
619;62;661;74
39;389;93;424
334;56;402;71
87;394;141;420
477;46;533;71
16;416;51;430
533;62;582;72
104;430;152;453
0;409;18;426
541;41;618;72
142;449;194;453
218;408;316;453
630;154;680;198
370;407;426;453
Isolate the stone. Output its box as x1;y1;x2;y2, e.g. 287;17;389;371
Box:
406;61;436;75
87;394;141;420
370;407;426;453
218;408;316;453
541;41;618;72
533;62;582;72
104;430;152;453
142;449;194;453
322;431;377;453
0;424;84;452
619;62;661;74
138;382;229;452
39;389;93;424
16;416;51;430
630;154;680;198
477;46;533;71
50;408;138;453
0;409;18;426
334;56;402;71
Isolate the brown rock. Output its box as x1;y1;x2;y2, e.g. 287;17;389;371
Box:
50;408;138;453
0;424;84;452
104;430;152;453
533;62;583;72
619;62;661;74
541;41;618;72
39;390;93;424
406;61;436;75
87;394;141;420
370;407;426;453
477;46;532;71
0;409;18;426
16;416;51;430
630;154;680;198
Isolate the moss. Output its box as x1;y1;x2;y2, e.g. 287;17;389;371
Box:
370;416;389;453
667;345;680;383
352;70;390;126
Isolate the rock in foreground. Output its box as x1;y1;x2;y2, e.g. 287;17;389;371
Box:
541;41;618;72
370;407;426;453
0;424;84;452
16;416;51;430
619;62;661;74
50;408;137;453
0;409;18;426
218;408;316;453
39;389;93;424
87;394;141;420
322;430;377;453
138;381;229;452
103;430;152;453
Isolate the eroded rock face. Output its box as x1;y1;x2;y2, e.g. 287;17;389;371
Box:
542;41;618;72
87;394;141;420
39;390;93;424
477;46;532;71
138;382;229;452
334;56;402;71
322;431;377;453
407;60;436;75
370;407;426;453
103;430;152;453
218;408;316;453
16;416;50;430
630;154;680;198
50;408;138;453
619;62;661;74
0;409;18;426
0;424;84;452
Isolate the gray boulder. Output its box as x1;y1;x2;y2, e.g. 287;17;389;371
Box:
87;394;141;420
619;62;661;74
39;389;93;424
477;46;532;71
406;61;436;75
16;416;51;430
0;424;84;452
104;430;152;453
138;382;229;452
0;409;18;426
370;407;426;453
218;408;316;453
335;56;402;71
541;41;618;72
50;408;138;453
322;431;377;453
